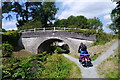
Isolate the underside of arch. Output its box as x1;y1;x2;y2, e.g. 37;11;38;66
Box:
37;38;70;53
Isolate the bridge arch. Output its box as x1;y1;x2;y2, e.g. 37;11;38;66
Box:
37;37;74;54
19;37;77;54
19;32;95;54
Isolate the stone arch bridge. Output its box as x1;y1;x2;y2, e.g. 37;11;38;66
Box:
19;31;96;54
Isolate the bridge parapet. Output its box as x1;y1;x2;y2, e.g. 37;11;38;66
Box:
19;27;97;33
21;31;96;41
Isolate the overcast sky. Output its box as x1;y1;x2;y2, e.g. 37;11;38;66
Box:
2;0;117;33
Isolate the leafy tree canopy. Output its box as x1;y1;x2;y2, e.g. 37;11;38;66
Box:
2;1;58;29
109;1;120;34
54;15;103;30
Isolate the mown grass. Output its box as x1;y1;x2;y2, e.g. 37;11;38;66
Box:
97;48;120;78
40;53;81;78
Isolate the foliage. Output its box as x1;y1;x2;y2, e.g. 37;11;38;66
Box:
2;30;20;46
18;20;43;30
54;46;63;53
2;2;58;28
54;15;103;30
41;54;81;78
93;31;117;45
87;17;103;30
36;2;58;27
2;50;81;79
51;45;70;54
110;1;120;37
36;52;49;62
2;51;50;79
0;28;6;32
2;56;43;79
2;43;13;57
67;29;97;35
54;19;68;27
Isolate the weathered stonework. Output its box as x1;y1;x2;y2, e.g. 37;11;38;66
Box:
19;32;96;54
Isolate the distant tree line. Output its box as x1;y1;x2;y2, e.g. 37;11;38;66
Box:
2;1;104;31
54;15;103;30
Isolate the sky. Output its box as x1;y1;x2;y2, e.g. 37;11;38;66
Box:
2;0;117;33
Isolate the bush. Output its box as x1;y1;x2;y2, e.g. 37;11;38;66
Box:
2;56;43;79
51;45;70;54
2;30;20;46
18;20;43;30
0;28;6;32
2;43;13;57
93;32;116;45
67;29;97;35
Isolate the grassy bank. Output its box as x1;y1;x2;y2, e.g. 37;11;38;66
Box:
3;50;81;78
97;48;119;78
40;53;81;78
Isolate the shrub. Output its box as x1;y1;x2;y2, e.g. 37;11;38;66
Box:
93;32;116;45
2;30;20;46
67;29;97;35
2;43;13;57
2;56;43;79
0;28;6;32
18;20;43;30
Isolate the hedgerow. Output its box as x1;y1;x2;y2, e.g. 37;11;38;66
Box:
2;30;20;46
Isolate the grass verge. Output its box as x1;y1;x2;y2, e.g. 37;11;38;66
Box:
97;48;119;78
40;53;81;78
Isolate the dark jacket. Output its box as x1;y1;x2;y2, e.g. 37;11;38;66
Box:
78;44;87;52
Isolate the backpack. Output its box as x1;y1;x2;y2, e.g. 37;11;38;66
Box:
81;44;87;50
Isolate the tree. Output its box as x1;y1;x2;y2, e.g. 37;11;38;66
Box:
2;2;42;28
39;2;58;27
87;17;103;30
2;2;58;28
2;2;13;20
54;19;68;27
54;15;88;28
110;1;120;34
75;16;88;28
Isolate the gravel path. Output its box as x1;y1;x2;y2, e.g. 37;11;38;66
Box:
93;40;119;66
63;40;119;78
